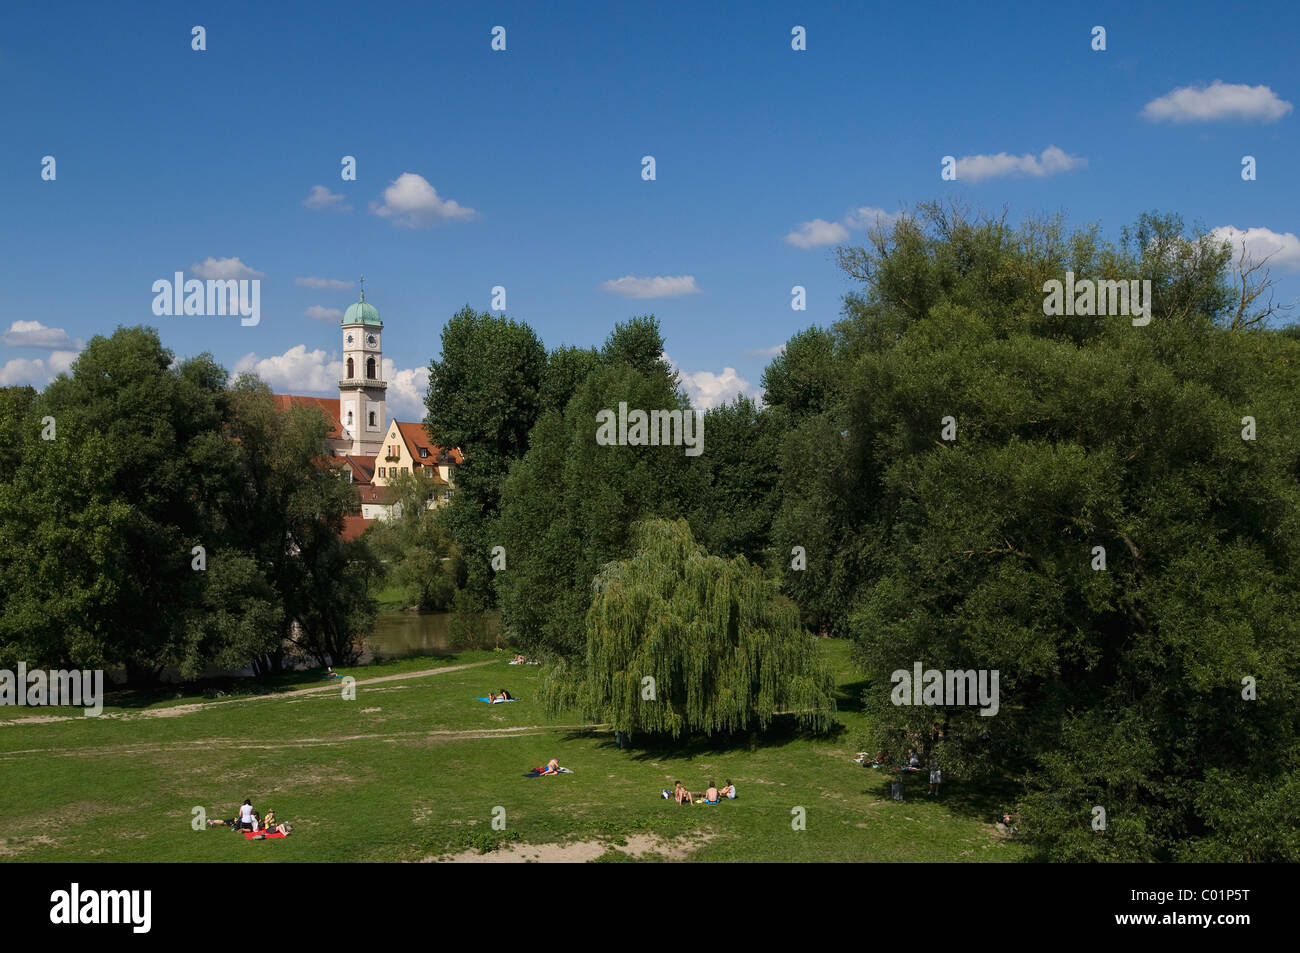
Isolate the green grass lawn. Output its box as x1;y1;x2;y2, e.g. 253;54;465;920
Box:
0;642;1026;862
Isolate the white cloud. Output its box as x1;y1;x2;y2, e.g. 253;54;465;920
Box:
370;173;476;227
0;357;49;387
955;145;1086;184
843;206;901;231
48;350;78;375
785;218;849;249
296;277;354;290
600;275;700;298
786;207;902;250
744;344;786;358
665;353;758;410
301;185;351;210
229;345;429;421
382;360;430;422
1142;81;1293;123
232;345;342;392
305;305;345;321
1209;225;1300;272
191;257;266;280
4;320;82;350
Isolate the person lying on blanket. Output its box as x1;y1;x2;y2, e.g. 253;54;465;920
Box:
536;758;562;776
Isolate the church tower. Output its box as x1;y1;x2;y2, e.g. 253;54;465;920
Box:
339;279;387;457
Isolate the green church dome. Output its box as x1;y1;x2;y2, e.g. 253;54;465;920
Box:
342;293;382;327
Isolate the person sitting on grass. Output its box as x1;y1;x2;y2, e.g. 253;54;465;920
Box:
673;780;693;805
537;758;562;776
703;783;720;804
262;810;292;835
511;653;526;664
499;688;513;700
720;780;737;800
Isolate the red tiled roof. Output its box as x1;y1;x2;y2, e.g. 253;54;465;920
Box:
356;485;396;505
341;515;375;543
395;421;463;465
272;394;343;441
325;454;377;484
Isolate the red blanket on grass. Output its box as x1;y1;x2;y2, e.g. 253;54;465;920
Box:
243;830;287;839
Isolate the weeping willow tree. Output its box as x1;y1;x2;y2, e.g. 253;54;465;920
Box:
543;518;836;738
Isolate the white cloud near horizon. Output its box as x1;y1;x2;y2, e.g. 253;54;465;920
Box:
370;173;476;227
302;185;352;210
0;349;80;387
955;145;1086;184
4;320;83;350
1210;225;1300;271
665;352;758;410
230;346;429;422
1142;81;1293;123
786;206;902;249
744;344;785;358
296;277;354;290
785;219;850;249
191;257;266;280
601;275;700;298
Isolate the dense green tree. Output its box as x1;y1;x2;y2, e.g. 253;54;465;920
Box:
688;394;783;565
425;307;546;610
784;204;1300;861
495;362;706;658
541;518;835;737
366;470;461;611
0;328;240;677
539;344;601;415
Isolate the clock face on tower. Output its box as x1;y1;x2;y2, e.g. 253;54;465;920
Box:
346;334;354;345
367;334;377;347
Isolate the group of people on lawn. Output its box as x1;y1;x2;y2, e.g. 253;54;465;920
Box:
666;780;736;804
208;799;292;835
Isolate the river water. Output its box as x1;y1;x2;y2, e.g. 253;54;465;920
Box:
361;611;503;662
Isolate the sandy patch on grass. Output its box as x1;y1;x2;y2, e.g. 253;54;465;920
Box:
0;833;58;857
0;660;498;728
0;724;596;760
429;831;715;863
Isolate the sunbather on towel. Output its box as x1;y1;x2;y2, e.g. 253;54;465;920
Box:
536;758;562;776
703;783;720;804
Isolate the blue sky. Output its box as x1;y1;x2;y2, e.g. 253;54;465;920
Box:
2;0;1297;419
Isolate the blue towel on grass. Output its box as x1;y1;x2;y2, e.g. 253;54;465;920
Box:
477;697;519;704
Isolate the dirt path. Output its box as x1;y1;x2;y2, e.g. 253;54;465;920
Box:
0;723;601;760
0;659;500;728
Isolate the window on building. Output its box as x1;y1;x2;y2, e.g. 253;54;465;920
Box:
418;447;429;458
346;357;354;378
378;467;385;477
369;411;376;427
346;410;353;426
366;357;376;380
